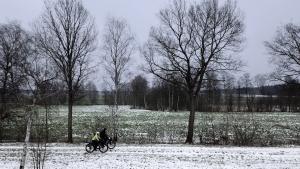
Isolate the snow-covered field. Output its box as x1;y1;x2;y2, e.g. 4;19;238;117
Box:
4;105;300;144
0;143;300;169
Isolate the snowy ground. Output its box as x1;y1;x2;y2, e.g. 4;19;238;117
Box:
0;143;300;169
4;105;300;144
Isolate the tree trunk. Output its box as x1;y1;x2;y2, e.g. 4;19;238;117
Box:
45;105;49;143
113;86;118;141
114;88;118;110
168;86;171;111
171;89;174;111
185;94;196;144
20;108;33;169
67;90;73;143
0;71;8;119
143;94;147;109
176;95;179;112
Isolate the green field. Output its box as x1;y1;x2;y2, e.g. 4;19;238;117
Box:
1;105;300;145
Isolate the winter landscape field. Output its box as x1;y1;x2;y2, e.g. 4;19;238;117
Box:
1;106;300;168
2;105;300;145
1;143;300;169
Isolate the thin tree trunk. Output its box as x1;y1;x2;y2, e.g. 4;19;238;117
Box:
176;95;179;112
113;85;118;141
114;88;118;110
20;108;33;169
67;90;73;143
143;94;147;109
45;105;49;143
168;86;171;111
185;95;196;144
171;89;174;111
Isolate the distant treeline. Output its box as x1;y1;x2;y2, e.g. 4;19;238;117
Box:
1;73;299;113
103;74;300;112
0;81;99;108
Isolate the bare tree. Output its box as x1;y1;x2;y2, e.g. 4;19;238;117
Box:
205;72;221;112
265;23;300;83
131;75;148;109
102;17;134;140
240;73;255;112
0;22;29;120
85;81;98;105
20;34;58;169
222;73;235;111
34;0;97;143
143;0;244;143
0;23;52;169
236;79;242;112
254;74;268;94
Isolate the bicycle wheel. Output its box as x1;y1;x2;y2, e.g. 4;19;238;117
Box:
85;143;94;153
107;140;116;149
98;144;108;153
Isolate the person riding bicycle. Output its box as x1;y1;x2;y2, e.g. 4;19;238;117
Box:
100;128;108;145
91;132;100;150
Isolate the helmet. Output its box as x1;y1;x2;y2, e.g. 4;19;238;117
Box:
96;132;100;135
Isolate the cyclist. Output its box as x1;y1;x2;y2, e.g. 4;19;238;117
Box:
91;132;100;150
100;128;108;145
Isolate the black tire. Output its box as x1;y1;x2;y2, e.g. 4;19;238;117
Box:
85;143;94;153
107;140;116;149
98;144;108;153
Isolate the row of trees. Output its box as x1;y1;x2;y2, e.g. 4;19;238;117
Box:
104;73;300;112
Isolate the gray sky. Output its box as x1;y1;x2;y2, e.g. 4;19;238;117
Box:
0;0;300;88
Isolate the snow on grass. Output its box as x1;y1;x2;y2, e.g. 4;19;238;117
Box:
4;105;300;144
0;143;299;169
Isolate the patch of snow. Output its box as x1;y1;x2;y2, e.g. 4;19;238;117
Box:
0;144;299;169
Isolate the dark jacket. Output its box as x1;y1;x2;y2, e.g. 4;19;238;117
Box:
100;128;108;140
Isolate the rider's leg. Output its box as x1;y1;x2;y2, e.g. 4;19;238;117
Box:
92;140;97;150
99;139;105;147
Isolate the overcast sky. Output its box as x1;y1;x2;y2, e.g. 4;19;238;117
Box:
0;0;299;88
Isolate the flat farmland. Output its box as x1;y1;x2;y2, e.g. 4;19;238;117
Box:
2;106;299;145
